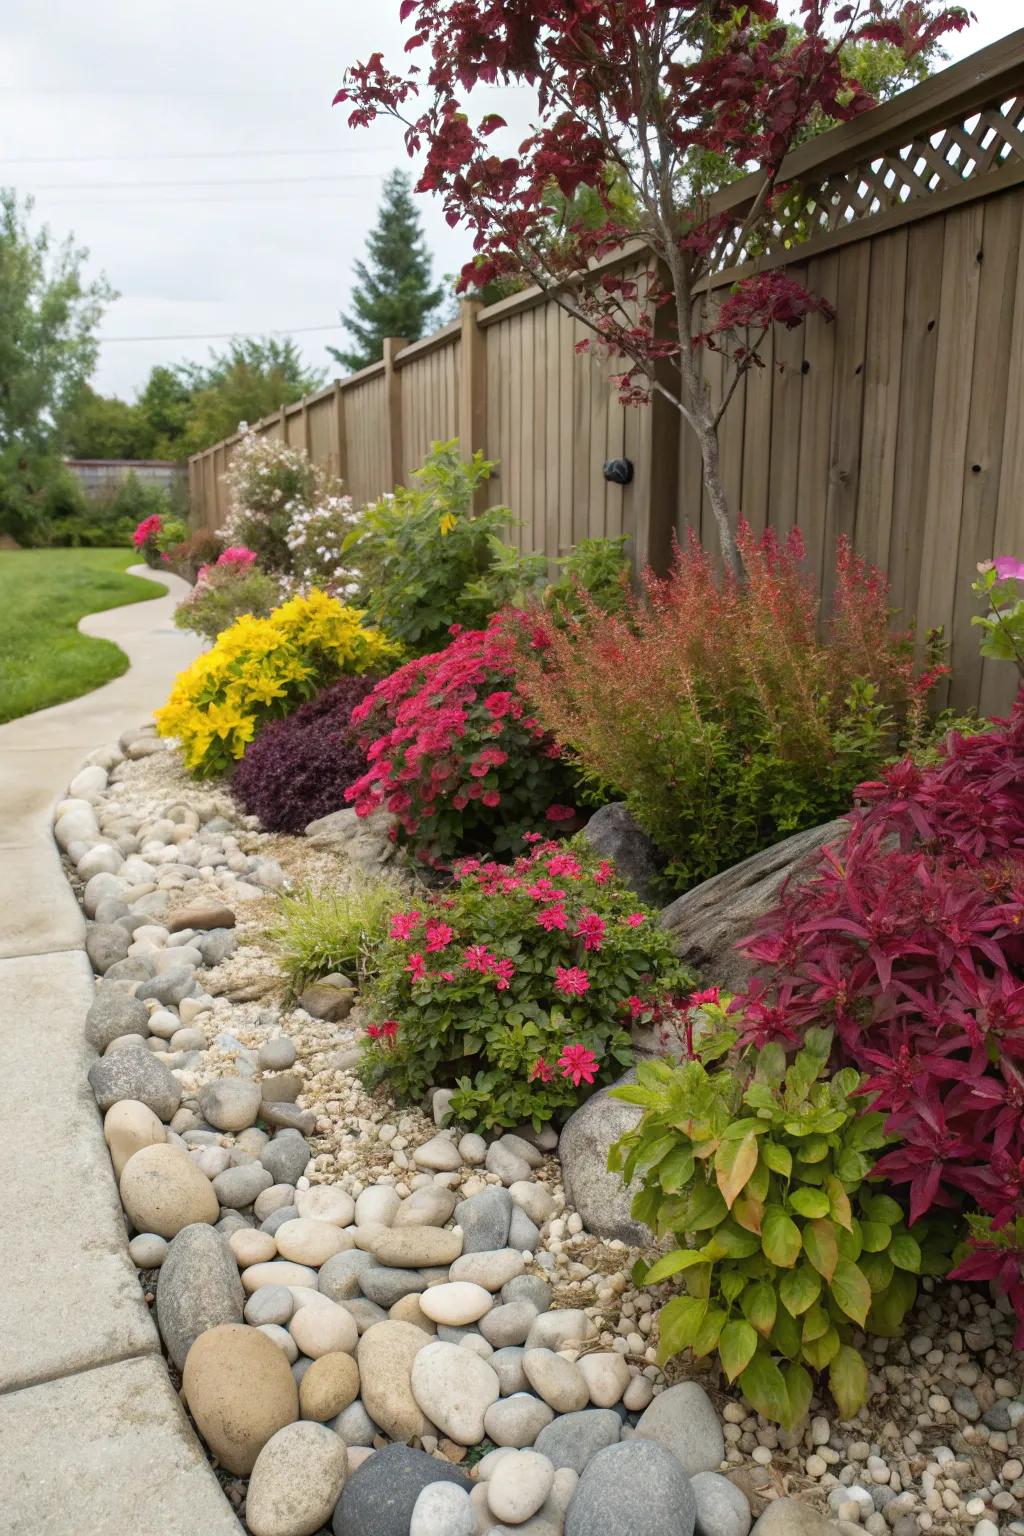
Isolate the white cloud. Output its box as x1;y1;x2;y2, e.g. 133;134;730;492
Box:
0;0;1017;400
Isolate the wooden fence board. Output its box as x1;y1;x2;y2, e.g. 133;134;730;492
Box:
855;228;908;573
821;241;871;609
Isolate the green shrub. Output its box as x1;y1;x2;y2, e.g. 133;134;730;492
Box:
222;430;328;573
610;1027;953;1427
544;536;631;621
344;440;546;654
359;837;692;1131
174;561;281;641
267;873;408;995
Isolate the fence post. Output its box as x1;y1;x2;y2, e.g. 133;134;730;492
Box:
333;381;348;486
382;337;407;487
458;298;488;510
187;456;201;529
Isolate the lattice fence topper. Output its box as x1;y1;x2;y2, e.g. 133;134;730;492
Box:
711;90;1024;273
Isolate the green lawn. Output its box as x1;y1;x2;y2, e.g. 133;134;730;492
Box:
0;548;165;724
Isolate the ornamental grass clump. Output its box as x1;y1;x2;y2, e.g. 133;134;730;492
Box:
268;872;407;996
521;523;945;890
733;691;1024;1327
155;589;400;776
359;838;694;1131
231;674;378;834
346;617;579;867
612;1027;953;1428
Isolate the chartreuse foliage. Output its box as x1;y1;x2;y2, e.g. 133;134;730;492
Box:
155;589;400;776
609;1029;952;1427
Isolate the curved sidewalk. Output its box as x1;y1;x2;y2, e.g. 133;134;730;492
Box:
0;566;241;1534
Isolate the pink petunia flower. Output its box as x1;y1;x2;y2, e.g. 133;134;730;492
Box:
389;910;422;940
545;804;575;822
217;545;258;567
405;952;427;981
624;995;648;1019
529;1057;553;1083
625;912;646;927
575;911;606;951
489;957;515;991
994;555;1024;581
482;790;501;808
536;906;569;932
547;854;583;880
558;1043;599;1086
688;986;721;1008
462;945;494;973
424;919;454;953
555;965;590;998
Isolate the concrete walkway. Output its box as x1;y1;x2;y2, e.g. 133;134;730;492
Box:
0;566;241;1534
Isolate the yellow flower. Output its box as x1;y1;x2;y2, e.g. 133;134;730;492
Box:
439;512;457;537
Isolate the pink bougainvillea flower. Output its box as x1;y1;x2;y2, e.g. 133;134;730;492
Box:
366;1020;398;1044
536;906;569;932
575;911;606;951
483;690;514;717
405;952;427;981
555;965;590;998
482;790;501;808
593;860;615;885
558;1043;599;1086
462;944;494;973
389;910;422;940
547;854;583;880
424;919;454;952
545;803;575;822
132;513;162;548
994;556;1024;581
217;545;258;567
523;831;543;844
489;957;515;990
688;986;721;1008
529;1057;553;1083
624;994;648;1019
625;912;647;927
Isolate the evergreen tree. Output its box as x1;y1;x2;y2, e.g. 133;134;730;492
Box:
329;170;444;372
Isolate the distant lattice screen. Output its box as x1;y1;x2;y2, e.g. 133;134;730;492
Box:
711;92;1024;272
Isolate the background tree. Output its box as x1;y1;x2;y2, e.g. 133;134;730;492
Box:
0;191;114;539
328;168;444;372
177;337;324;457
63;385;156;460
336;1;968;573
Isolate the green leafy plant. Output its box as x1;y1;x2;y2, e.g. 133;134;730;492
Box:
360;837;692;1131
544;536;632;622
222;430;331;573
344;440;546;654
610;1029;952;1427
267;872;408;996
174;560;280;641
972;558;1024;674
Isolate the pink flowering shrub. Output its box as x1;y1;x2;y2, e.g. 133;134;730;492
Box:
346;618;579;867
359;838;694;1130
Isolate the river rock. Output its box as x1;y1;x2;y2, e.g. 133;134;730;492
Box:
275;1217;352;1267
389;1294;436;1334
135;966;196;1007
486;1141;532;1185
525;1309;591;1350
245;1286;295;1327
392;1186;458;1229
295;1185;356;1227
298;974;356;1021
331;1443;468;1536
259;1036;297;1071
660;820;843;991
581;802;663;903
535;1407;621;1472
503;1275;553;1312
357;1321;431;1443
455;1187;512;1252
373;1227;462;1268
245;1420;347;1536
565;1439;697;1536
263;1103;316;1135
484;1393;555;1448
120;1143;219;1238
488;1450;555;1524
355;1184;401;1227
214;1163;274;1209
749;1500;835;1535
103;1099;165;1179
412;1135;462;1172
169;903;236;933
199;1077;262;1132
241;1261;318;1293
691;1472;752;1536
634;1382;725;1476
479;1301;538;1349
449;1248;524;1292
289;1299;358;1358
491;1348;529;1396
85;989;151;1051
128;1233;167;1267
409;1481;475;1536
523;1350;590;1414
156;1223;244;1369
300;1351;361;1421
182;1322;298;1475
359;1266;428;1308
508;1207;541;1253
319;1250;377;1303
579;1352;631;1408
410;1340;499;1445
559;1073;652;1245
86;923;131;974
419;1282;492;1327
333;1399;377;1446
89;1049;181;1121
261;1131;312;1185
229;1228;277;1267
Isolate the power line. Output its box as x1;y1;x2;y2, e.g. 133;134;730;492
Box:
0;146;393;164
100;322;346;344
10;172;385;191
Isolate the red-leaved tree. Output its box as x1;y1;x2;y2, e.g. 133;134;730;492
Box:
335;0;969;572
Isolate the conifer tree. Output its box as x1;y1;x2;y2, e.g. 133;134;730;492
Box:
329;169;444;372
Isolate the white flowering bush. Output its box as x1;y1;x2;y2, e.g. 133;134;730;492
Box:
222;429;335;574
283;495;358;596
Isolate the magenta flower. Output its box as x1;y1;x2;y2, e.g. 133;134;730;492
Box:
489;957;515;991
574;911;606;951
405;952;426;981
994;556;1024;581
555;965;590;998
462;944;494;973
389;910;422;940
529;1057;553;1083
558;1043;599;1086
625;912;646;927
424;919;454;952
217;545;258;567
536;906;569;932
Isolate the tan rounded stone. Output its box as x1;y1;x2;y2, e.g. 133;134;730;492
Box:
103;1099;165;1180
356;1321;431;1443
372;1227;463;1268
288;1300;358;1358
182;1323;298;1475
229;1229;277;1267
294;1185;355;1227
241;1261;318;1294
245;1422;347;1536
119;1142;218;1239
298;1351;361;1421
389;1294;437;1334
275;1217;353;1268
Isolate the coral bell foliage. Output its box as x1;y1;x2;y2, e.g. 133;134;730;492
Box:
231;674;378;835
359;837;693;1130
346;617;578;867
734;695;1024;1329
521;523;945;890
335;0;968;571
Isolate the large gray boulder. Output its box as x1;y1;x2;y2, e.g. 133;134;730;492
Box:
580;803;663;904
558;1070;650;1247
156;1223;244;1370
659;820;845;991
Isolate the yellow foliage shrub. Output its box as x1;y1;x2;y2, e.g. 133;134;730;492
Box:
155;589;401;776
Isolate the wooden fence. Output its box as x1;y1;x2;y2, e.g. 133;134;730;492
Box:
189;30;1024;714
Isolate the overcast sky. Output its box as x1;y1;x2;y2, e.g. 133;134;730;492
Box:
1;0;1019;400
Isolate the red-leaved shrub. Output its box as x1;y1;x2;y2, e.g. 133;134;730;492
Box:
231;674;378;834
733;694;1024;1319
346;619;578;866
520;523;945;889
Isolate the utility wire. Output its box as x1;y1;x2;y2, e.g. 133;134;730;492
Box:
9;172;385;191
99;322;345;344
0;146;392;164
